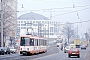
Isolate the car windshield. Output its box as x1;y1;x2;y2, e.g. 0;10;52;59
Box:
9;47;14;49
66;46;69;49
70;48;78;51
81;45;86;47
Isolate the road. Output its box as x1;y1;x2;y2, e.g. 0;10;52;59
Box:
0;45;89;60
34;48;88;60
0;45;59;60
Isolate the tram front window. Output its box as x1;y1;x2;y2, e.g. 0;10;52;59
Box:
21;37;29;46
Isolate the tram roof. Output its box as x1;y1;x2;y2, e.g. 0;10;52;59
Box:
20;35;46;40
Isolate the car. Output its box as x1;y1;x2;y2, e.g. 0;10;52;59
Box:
9;47;17;53
0;47;5;55
81;45;86;49
64;46;71;53
3;47;11;54
68;48;80;58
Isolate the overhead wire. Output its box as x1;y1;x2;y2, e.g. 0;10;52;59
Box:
58;20;90;26
17;4;90;12
16;1;90;24
48;7;90;18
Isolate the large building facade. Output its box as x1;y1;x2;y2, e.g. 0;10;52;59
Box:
0;0;17;47
17;12;64;44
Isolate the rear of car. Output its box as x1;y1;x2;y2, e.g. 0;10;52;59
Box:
68;48;80;58
81;45;86;49
9;47;16;53
3;47;11;54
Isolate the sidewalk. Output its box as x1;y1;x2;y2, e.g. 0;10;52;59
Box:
83;43;90;60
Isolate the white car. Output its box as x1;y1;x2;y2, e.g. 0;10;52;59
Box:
64;46;71;53
9;47;16;53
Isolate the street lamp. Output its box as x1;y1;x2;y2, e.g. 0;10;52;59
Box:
0;0;4;47
44;25;47;38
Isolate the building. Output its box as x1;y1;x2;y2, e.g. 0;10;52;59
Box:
0;0;17;47
17;12;64;44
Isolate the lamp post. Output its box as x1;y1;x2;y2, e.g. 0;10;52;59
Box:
0;0;4;47
44;25;47;38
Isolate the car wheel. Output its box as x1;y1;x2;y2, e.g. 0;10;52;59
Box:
77;54;80;58
68;54;71;58
8;52;10;54
64;51;66;53
2;53;4;55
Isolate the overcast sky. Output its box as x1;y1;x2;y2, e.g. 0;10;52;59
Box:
17;0;90;38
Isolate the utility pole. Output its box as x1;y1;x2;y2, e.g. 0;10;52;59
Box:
1;0;4;47
77;25;78;39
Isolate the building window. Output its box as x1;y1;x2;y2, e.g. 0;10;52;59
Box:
17;24;20;26
50;27;53;32
21;21;23;23
33;24;38;26
21;27;26;29
27;21;29;23
36;21;38;23
26;23;32;26
17;27;20;29
24;21;26;23
54;28;57;32
17;21;20;23
21;24;26;26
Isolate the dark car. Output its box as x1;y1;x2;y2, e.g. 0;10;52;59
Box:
68;48;80;58
0;47;5;55
3;47;11;54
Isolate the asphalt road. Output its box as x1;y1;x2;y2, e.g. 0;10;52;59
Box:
33;47;89;60
0;45;59;60
0;45;89;60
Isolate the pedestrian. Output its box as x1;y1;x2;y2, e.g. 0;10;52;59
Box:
61;44;63;51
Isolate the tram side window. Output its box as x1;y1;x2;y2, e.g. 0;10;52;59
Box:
43;40;45;46
45;40;47;46
37;39;38;46
30;39;34;46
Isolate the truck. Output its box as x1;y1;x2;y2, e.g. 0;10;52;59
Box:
81;40;88;47
56;38;63;47
74;40;80;48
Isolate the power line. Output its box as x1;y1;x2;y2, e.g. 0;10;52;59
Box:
16;4;90;12
49;7;90;18
59;20;90;25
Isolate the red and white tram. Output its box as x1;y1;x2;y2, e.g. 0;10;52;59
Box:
20;34;47;55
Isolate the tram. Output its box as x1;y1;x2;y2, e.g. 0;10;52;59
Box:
20;34;47;55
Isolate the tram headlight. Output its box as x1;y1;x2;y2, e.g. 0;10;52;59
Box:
27;48;29;51
21;48;22;51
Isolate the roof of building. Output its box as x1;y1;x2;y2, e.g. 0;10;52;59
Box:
18;12;49;20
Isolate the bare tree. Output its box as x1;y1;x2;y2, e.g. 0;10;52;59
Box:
61;22;75;43
87;28;90;39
